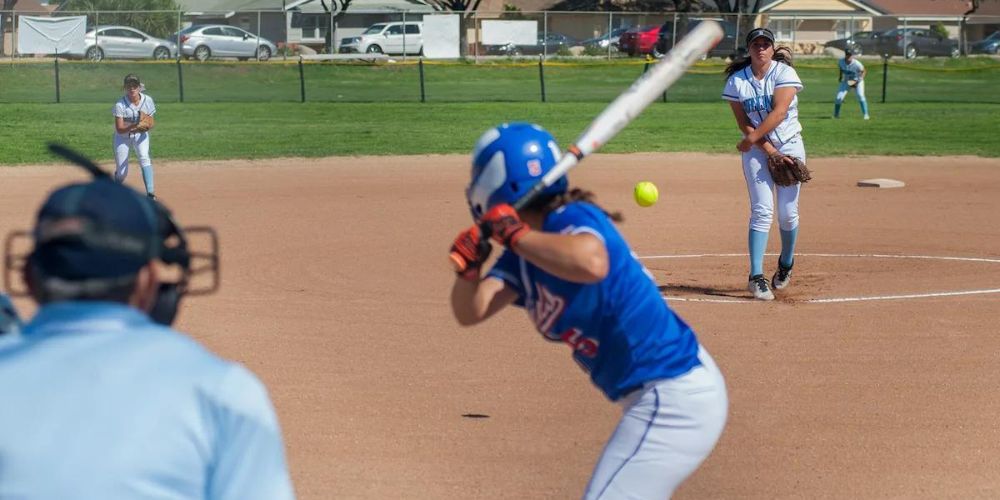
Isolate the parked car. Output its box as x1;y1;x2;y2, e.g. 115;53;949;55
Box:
581;26;632;51
483;32;579;56
823;31;885;56
969;30;1000;55
654;18;743;59
339;22;423;55
72;25;176;62
878;28;959;58
176;24;277;61
617;25;661;56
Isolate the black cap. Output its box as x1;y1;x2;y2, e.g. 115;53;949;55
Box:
746;27;775;46
844;48;854;56
32;180;160;280
123;73;141;88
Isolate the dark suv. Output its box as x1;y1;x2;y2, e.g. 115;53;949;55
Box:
878;28;959;58
653;19;744;59
824;31;886;56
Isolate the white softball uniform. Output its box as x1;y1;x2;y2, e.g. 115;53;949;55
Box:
723;61;805;232
836;58;866;102
583;347;728;499
112;94;156;190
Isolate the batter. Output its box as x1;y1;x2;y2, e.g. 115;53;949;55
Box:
450;123;728;499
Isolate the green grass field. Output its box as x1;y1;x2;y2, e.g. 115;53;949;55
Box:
1;57;997;164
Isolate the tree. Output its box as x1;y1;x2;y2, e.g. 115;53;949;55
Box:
960;0;983;55
713;0;763;48
59;0;181;38
318;0;353;54
426;0;483;58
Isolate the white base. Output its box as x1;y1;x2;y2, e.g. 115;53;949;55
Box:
857;178;905;188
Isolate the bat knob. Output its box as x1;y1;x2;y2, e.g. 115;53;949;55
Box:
448;252;467;272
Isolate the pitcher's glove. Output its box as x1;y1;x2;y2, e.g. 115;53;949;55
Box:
847;79;859;88
132;112;154;133
767;152;812;187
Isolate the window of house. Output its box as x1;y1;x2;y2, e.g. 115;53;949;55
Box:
834;19;854;39
769;19;794;41
301;14;329;40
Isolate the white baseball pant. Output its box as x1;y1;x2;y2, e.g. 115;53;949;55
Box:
113;132;153;192
583;346;728;499
742;136;806;233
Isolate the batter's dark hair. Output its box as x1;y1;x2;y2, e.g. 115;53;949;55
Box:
525;188;624;223
724;45;794;78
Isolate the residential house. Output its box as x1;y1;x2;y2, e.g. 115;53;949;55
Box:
759;0;999;54
284;0;437;52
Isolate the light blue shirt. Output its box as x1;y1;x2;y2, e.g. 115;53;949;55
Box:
0;302;295;500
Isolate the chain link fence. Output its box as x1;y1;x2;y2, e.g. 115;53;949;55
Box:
1;9;997;104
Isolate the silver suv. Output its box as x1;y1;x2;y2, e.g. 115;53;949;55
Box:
177;24;278;61
339;22;423;55
78;25;177;61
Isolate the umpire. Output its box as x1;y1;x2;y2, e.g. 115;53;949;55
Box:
0;161;295;498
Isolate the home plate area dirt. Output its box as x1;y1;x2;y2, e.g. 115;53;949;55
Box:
2;153;999;499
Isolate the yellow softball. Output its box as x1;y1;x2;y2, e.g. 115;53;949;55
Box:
633;181;659;207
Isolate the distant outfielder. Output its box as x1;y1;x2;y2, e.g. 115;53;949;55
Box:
113;73;157;199
834;49;870;120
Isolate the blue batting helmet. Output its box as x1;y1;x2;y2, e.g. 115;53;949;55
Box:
466;123;567;221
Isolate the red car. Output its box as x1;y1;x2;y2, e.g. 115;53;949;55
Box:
617;25;660;56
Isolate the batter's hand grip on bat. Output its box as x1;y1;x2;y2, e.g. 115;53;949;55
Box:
449;223;492;275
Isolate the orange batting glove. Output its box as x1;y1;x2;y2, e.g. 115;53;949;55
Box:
482;204;530;249
449;225;492;281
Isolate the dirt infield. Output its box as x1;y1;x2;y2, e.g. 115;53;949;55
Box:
2;153;999;499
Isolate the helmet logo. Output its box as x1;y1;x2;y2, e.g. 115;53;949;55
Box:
527;159;542;177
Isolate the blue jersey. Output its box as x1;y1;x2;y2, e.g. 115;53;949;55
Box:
487;202;702;401
0;302;295;500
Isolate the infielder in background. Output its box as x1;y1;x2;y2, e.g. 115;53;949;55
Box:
450;123;728;499
723;27;807;300
113;73;157;199
834;49;870;120
0;168;294;498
